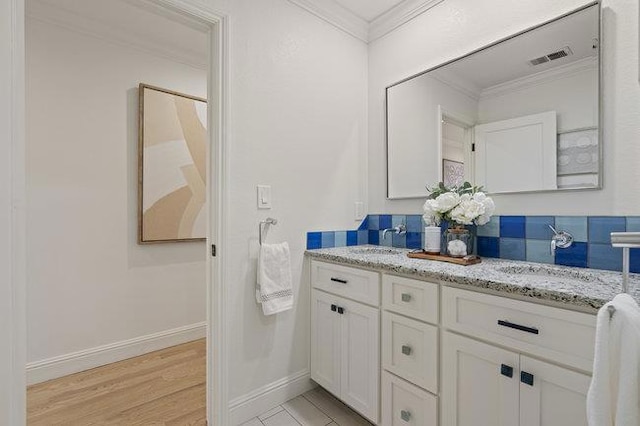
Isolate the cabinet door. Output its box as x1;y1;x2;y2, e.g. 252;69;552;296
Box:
310;289;341;397
442;332;520;426
519;356;590;426
340;297;380;424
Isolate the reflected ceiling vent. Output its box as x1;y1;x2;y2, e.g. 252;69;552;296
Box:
528;46;573;66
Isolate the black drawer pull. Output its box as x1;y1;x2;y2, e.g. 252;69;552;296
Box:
330;277;348;284
331;304;337;312
337;307;345;315
500;364;513;378
498;320;539;335
521;371;534;386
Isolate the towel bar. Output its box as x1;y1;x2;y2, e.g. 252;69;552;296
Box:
259;218;278;245
608;232;640;319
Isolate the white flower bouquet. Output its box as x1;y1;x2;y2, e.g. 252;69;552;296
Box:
422;181;495;227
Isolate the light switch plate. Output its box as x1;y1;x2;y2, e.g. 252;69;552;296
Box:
354;201;364;221
257;185;271;209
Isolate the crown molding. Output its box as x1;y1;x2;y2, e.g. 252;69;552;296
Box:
287;0;444;43
369;0;444;42
480;56;598;99
26;0;208;70
286;0;369;42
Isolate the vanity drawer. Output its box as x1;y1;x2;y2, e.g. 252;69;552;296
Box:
382;371;437;426
382;275;438;324
442;287;596;372
311;260;380;306
382;311;438;392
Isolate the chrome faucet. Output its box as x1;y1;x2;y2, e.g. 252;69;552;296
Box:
549;225;573;254
382;223;407;240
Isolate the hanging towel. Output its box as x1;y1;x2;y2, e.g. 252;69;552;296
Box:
256;242;293;315
587;293;640;426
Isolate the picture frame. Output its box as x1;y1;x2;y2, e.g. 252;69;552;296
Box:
442;159;464;188
138;83;208;244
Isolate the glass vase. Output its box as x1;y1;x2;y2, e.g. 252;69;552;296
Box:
444;224;473;257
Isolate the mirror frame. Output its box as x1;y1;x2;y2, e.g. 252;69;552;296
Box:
385;1;602;199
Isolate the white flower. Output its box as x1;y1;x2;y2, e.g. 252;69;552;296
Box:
433;192;460;213
450;199;484;225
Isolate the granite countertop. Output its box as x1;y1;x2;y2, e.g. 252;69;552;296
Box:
305;245;640;312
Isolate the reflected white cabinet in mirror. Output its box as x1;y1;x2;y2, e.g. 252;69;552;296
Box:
386;2;601;198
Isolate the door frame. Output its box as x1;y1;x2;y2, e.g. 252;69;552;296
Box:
437;105;475;184
4;0;230;424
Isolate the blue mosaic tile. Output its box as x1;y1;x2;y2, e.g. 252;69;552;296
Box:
368;230;379;245
321;232;335;248
631;248;640;273
588;216;626;244
477;216;500;237
379;214;392;230
406;232;422;249
307;232;322;250
500;216;526;238
627;217;640;232
555;242;588;268
588;243;623;271
357;230;368;245
526;239;554;264
357;216;369;231
380;231;393;247
369;215;380;230
555;216;588;242
406;215;423;233
392;215;406;228
392;232;407;248
526;216;555;240
334;231;347;248
477;236;499;258
346;231;358;246
500;238;526;261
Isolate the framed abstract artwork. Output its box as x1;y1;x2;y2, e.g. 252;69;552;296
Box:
138;84;207;243
442;159;464;188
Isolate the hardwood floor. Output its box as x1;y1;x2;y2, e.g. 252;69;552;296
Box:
27;339;206;426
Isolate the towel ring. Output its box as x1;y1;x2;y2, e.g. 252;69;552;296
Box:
608;232;640;319
259;218;278;245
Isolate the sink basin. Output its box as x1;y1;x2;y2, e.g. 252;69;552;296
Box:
496;264;606;284
347;247;403;256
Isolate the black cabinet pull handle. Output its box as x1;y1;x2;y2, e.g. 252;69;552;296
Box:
330;277;348;284
498;320;539;335
521;371;534;386
331;304;337;312
500;364;513;378
337;307;345;315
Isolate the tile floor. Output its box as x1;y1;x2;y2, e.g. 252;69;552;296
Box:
240;387;373;426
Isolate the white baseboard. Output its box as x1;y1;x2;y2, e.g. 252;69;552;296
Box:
229;370;315;425
26;322;207;385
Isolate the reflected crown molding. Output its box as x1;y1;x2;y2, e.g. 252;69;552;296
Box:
287;0;444;43
480;57;598;99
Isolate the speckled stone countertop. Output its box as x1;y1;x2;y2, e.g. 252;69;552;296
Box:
305;245;640;312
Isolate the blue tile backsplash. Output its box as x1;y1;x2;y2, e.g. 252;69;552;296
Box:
307;214;640;273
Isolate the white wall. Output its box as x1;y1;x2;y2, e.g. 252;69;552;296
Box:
369;0;640;215
0;0;26;422
478;66;598;131
224;0;368;407
25;18;207;364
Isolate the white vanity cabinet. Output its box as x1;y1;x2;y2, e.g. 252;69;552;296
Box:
308;256;598;426
441;287;594;426
310;261;380;423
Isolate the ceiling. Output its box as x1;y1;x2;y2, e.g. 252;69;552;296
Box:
429;4;598;96
331;0;407;22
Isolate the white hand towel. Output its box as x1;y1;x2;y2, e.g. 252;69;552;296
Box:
587;293;640;426
256;242;293;316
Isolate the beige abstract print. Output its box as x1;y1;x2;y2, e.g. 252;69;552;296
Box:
139;84;207;243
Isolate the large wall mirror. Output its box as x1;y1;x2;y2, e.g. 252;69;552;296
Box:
386;2;600;198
